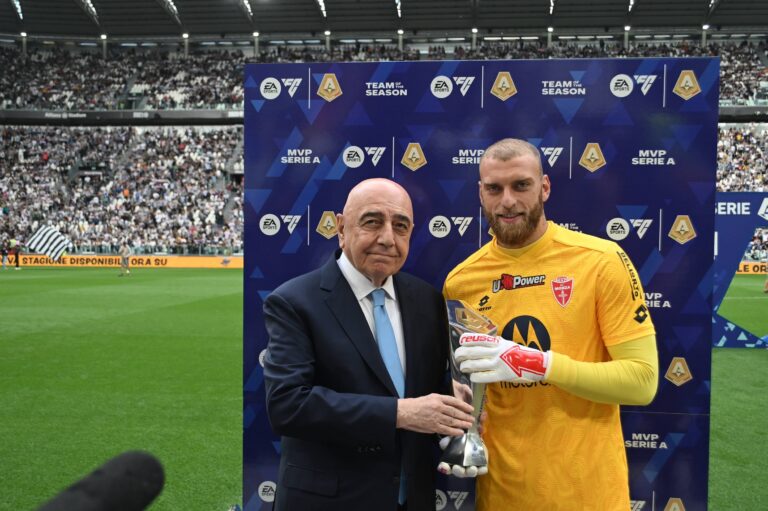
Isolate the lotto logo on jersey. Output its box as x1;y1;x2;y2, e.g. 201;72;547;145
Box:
492;273;546;293
401;142;427;171
579;143;606;172
317;73;342;102
490;72;517;100
430;75;475;98
673;70;701;100
541;146;563;167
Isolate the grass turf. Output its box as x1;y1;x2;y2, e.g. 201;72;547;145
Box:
0;267;766;510
717;274;768;338
0;268;242;510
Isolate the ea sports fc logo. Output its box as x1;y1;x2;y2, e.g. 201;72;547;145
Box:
501;315;551;352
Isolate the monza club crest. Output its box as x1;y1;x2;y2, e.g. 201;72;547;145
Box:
551;277;573;307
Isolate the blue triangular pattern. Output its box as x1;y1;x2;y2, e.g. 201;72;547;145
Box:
267;127;304;177
299;99;323;124
679;95;711;113
405;124;436;143
681;289;710;316
603;101;634;126
661;137;676;152
344;102;374;126
415;94;446;113
250;99;265;112
244;368;263;392
569;70;586;82
553;98;584;124
325;151;349;181
616;205;649;221
243;405;256;428
281;231;304;254
250;265;264;279
688;181;714;205
528;138;543;148
438;179;466;202
672;325;704;352
244;75;258;88
658;245;687;274
642;432;682;483
244;189;271;215
670;124;702;151
258;290;272;301
312;72;326;85
272;441;282;455
639;250;664;285
291;175;321;213
634;59;661;76
699;59;720;95
370;61;395;83
437;61;460;75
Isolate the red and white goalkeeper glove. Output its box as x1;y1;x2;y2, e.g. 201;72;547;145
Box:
454;333;551;384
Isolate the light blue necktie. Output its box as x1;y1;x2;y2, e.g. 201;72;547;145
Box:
370;288;407;504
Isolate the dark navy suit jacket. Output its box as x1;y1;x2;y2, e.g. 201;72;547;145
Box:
263;252;449;511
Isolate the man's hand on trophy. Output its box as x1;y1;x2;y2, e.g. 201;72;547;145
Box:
396;393;474;435
437;436;489;478
454;333;551;384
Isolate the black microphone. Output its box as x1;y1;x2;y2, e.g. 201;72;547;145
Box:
37;451;164;511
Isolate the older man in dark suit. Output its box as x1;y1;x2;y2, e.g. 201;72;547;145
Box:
263;178;474;511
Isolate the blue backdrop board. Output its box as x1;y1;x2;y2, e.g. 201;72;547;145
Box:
243;58;719;511
713;191;768;347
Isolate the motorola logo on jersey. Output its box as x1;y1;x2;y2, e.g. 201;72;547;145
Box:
430;75;475;98
632;149;676;165
492;273;546;293
452;148;484;165
541;146;563;167
610;74;634;97
606;218;630;241
630;218;653;239
501;315;551;352
260;78;282;100
673;70;701;100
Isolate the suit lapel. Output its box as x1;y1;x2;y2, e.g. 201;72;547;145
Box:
321;255;399;397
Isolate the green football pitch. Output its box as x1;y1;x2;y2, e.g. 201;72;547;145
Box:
0;268;766;510
717;273;768;339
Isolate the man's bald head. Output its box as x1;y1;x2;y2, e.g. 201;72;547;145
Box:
337;178;414;287
480;138;544;176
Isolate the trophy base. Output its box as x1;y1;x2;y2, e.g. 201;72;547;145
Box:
439;430;487;467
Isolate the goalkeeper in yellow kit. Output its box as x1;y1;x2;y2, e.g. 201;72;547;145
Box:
442;139;659;510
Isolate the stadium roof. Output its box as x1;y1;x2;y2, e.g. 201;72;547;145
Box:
1;0;767;39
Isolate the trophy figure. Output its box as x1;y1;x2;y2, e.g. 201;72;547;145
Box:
438;300;497;475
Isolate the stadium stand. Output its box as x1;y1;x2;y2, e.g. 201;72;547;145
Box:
717;125;767;192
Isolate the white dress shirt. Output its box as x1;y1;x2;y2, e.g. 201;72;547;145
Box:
337;252;406;375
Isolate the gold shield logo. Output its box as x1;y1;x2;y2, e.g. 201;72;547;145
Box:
663;497;686;511
665;357;693;387
673;70;701;100
579;143;606;172
401;143;427;171
668;215;696;244
491;72;518;101
317;73;342;102
316;211;338;239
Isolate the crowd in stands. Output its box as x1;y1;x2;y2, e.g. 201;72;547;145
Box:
744;228;768;262
717;125;767;192
0;126;243;255
1;39;765;110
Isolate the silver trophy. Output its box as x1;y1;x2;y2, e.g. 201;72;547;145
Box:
439;300;497;472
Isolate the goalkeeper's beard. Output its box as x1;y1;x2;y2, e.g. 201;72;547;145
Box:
484;191;545;248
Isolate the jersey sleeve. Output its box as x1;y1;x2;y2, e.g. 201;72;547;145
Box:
596;247;656;346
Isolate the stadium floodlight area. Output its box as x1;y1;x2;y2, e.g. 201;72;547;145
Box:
11;0;23;20
74;0;99;26
156;0;182;26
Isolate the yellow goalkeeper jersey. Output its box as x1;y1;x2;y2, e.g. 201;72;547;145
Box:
443;221;656;511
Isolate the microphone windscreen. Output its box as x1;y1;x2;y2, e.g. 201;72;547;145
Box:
37;450;164;511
